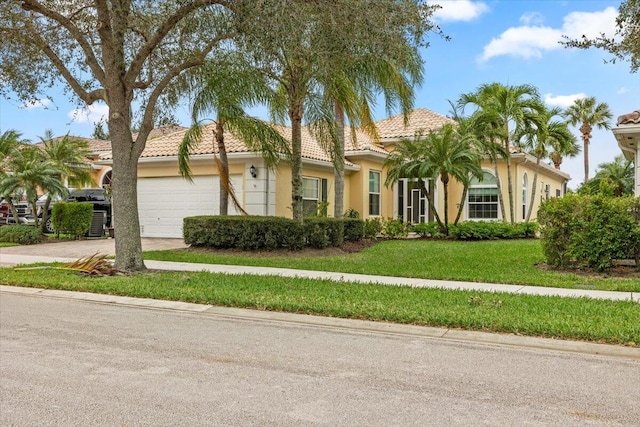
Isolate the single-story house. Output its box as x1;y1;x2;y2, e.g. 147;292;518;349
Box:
88;109;570;238
613;110;640;196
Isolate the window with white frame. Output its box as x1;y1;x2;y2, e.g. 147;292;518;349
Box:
369;171;381;216
522;173;528;220
468;171;499;220
302;177;320;216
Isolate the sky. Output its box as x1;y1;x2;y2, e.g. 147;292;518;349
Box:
0;0;637;189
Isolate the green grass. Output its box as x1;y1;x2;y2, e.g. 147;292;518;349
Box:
1;266;638;346
144;239;640;292
0;242;19;247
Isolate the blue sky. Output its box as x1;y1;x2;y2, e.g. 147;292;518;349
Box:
0;0;637;188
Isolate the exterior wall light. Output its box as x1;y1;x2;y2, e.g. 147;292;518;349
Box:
249;165;257;178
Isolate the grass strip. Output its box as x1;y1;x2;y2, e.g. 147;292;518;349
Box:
143;240;640;293
2;266;638;346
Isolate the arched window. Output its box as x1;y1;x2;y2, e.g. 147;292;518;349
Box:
100;169;112;188
467;171;499;220
522;173;528;220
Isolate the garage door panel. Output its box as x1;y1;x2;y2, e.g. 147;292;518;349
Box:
137;175;243;238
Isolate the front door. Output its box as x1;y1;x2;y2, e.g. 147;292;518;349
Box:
397;179;430;224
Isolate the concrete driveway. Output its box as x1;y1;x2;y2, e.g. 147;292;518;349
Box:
0;237;187;264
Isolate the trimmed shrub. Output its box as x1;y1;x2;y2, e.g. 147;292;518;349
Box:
449;221;539;240
51;202;93;238
184;216;305;250
381;217;412;238
413;222;444;238
303;218;344;248
343;218;364;242
538;194;640;271
0;225;43;244
363;218;382;239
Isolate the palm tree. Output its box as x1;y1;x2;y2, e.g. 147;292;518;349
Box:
0;145;66;228
385;124;483;235
580;155;634;196
458;83;544;224
38;131;95;232
563;97;613;183
178;57;289;216
515;106;576;221
549;135;581;170
0;130;29;221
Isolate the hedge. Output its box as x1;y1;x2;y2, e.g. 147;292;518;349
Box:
184;216;365;250
51;202;93;238
413;221;538;240
538;194;640;271
0;225;43;244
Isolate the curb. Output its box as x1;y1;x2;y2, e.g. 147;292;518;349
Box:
3;285;639;360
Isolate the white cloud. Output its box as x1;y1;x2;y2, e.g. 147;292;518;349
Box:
519;12;544;26
479;6;617;62
544;92;586;108
429;0;489;22
617;87;628;94
22;99;52;110
68;103;108;125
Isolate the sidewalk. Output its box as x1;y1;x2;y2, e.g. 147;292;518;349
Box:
1;245;638;302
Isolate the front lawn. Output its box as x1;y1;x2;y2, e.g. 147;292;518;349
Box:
1;267;638;346
144;239;640;292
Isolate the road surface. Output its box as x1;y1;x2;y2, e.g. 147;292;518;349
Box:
1;292;639;426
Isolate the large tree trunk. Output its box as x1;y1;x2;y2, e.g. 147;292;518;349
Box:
215;121;229;216
109;97;145;272
333;101;345;218
289;99;304;222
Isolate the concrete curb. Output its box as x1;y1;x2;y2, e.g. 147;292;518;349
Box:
3;285;639;360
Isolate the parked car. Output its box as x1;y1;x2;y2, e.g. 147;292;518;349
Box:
39;189;112;234
0;200;33;226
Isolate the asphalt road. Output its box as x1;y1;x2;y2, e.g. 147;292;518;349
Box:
1;293;639;426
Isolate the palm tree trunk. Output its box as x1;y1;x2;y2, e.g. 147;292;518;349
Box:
215;121;229;216
41;196;52;233
7;200;19;226
334;101;345;218
493;160;507;222
526;156;541;222
420;180;444;232
581;122;591;182
289;99;304;222
442;174;449;236
505;152;515;224
454;186;468;225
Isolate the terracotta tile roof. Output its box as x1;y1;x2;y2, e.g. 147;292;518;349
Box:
374;108;455;141
99;110;454;163
617;110;640;125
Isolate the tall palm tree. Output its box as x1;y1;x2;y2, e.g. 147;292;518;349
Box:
458;83;544;224
178;57;290;216
515;106;576;221
384;124;483;235
0;145;66;227
38;131;95;232
563;97;613;183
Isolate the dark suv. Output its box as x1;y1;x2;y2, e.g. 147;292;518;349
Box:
41;189;112;233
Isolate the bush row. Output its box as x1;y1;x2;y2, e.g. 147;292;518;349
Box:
183;216;365;250
51;202;94;238
0;225;43;244
413;221;539;240
538;194;640;271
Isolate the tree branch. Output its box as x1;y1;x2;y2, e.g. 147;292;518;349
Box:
23;19;104;104
20;0;106;83
134;33;230;156
126;0;232;87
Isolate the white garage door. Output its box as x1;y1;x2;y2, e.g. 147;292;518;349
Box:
137;175;243;238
